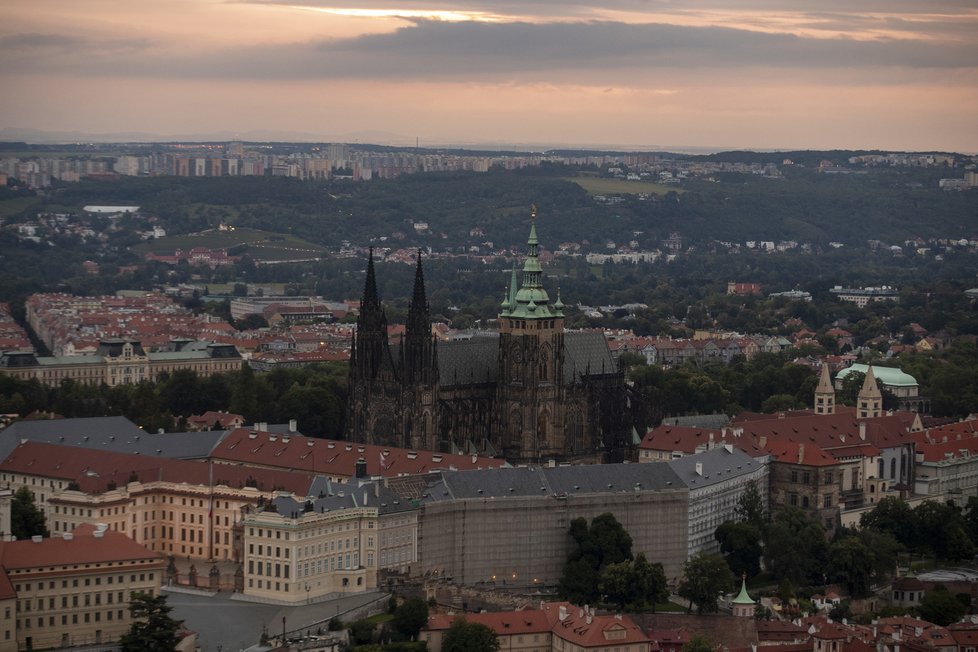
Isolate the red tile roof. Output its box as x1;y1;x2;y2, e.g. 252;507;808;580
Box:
425;603;649;650
210;428;507;478
425;610;552;636
0;441;313;496
0;526;163;569
543;602;650;648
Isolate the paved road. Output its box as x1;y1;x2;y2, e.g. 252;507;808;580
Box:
165;590;387;652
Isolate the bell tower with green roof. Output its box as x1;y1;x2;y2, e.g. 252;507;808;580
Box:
495;206;568;460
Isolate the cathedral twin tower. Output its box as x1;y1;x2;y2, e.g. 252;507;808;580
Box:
346;213;628;463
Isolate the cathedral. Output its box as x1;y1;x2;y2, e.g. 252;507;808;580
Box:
346;214;630;463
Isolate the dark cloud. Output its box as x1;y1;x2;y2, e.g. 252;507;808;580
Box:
0;32;152;56
6;20;976;81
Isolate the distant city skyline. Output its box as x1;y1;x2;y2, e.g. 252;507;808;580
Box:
2;0;977;152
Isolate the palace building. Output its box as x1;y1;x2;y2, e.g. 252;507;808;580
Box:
346;213;630;463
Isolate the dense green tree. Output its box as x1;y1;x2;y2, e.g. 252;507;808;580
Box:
860;497;915;547
681;634;715;652
715;521;762;578
917;586;967;627
229;365;259;422
11;486;49;540
678;552;732;615
558;557;602;605
600;561;634;610
735;480;766;530
119;593;183;652
559;513;634;604
764;507;827;586
391;598;429;641
442;618;500;652
349;619;377;645
632;553;669;611
826;537;875;598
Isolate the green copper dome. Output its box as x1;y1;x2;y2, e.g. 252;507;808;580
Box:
501;210;563;320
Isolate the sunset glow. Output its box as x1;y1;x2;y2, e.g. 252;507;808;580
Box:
1;0;976;150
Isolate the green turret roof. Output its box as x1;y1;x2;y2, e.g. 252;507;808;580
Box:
500;209;563;320
732;576;755;605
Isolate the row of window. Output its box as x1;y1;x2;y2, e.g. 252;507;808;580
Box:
787;493;834;509
18;608;128;628
21;589;137;611
15;574;153;592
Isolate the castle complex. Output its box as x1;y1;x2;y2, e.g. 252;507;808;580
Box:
346;213;630;463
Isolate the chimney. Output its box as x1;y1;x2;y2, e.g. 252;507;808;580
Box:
859;422;867;440
31;535;42;543
695;462;703;476
355;457;368;479
559;605;567;621
63;532;73;541
798;444;805;464
289;419;297;432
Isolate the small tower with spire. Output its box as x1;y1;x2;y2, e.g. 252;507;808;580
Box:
731;574;756;617
814;362;836;415
857;365;883;418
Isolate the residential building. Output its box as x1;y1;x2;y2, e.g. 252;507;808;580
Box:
239;479;418;604
422;602;650;652
0;339;243;387
829;285;899;307
0;524;165;650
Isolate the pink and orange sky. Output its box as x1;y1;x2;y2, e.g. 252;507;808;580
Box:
2;0;977;151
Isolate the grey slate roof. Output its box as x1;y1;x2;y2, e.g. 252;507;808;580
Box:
0;416;227;462
661;414;731;429
563;332;617;382
433;331;617;388
423;445;760;503
436;337;499;386
668;445;763;492
273;478;418;516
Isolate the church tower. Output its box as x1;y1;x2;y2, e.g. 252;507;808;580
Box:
814;363;835;415
495;207;567;461
857;365;883;418
347;248;397;443
400;250;439;449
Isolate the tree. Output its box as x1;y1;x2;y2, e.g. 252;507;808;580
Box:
11;486;49;540
681;633;715;652
558;557;602;605
764;507;827;586
678;552;732;615
559;513;633;604
391;597;429;641
442;618;500;652
734;480;766;530
860;497;914;547
917;586;966;627
826;537;874;598
119;593;183;652
714;520;762;578
632;553;669;611
600;561;634;610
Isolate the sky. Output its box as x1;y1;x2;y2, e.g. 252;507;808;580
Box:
2;0;977;152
